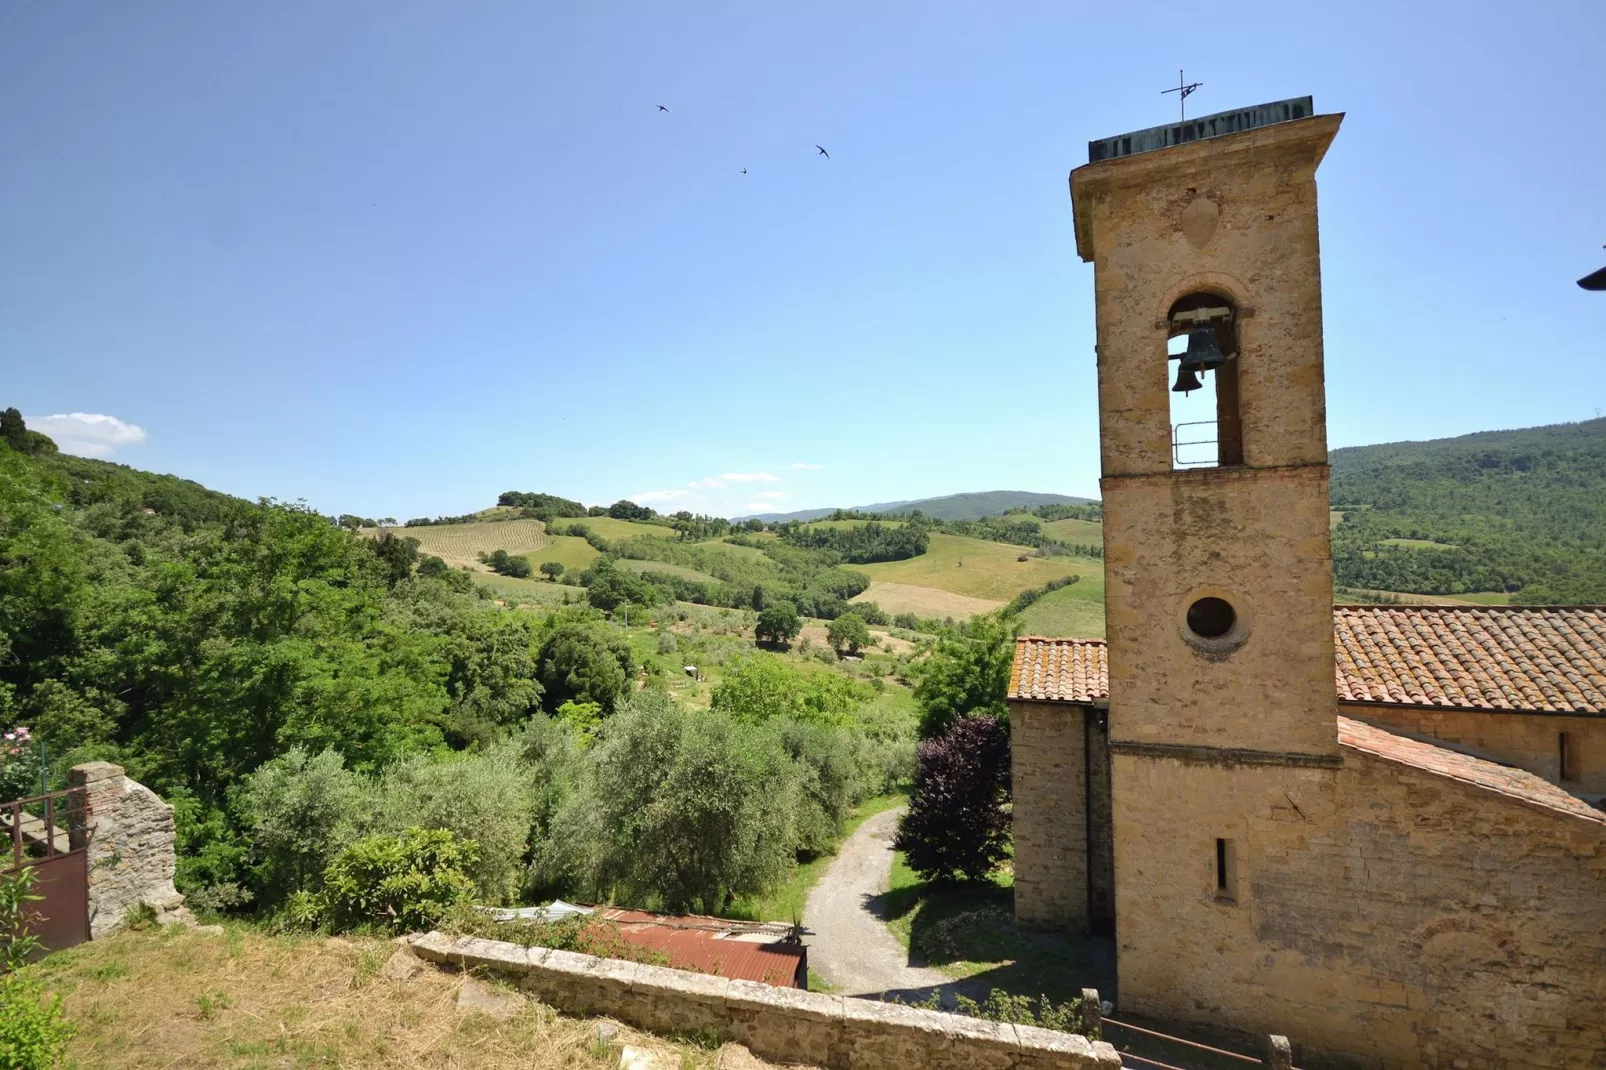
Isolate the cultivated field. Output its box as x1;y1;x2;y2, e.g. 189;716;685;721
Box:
552;516;671;543
853;581;1004;620
526;535;601;574
856;534;1098;602
375;518;549;569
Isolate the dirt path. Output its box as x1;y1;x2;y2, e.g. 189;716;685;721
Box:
801;807;956;1002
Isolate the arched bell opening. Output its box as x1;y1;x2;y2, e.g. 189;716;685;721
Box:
1165;292;1243;469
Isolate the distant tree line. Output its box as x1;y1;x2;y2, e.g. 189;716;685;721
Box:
776;518;931;563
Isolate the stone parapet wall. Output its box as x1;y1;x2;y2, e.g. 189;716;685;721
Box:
69;762;190;937
407;931;1121;1070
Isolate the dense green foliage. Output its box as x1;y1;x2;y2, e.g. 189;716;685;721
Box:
1330;418;1606;601
480;548;534;578
777;518;931;563
911;613;1017;739
496;490;586;519
894;714;1012;883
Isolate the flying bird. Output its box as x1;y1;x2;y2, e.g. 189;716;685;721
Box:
740;168;748;175
656;105;668;112
815;145;830;158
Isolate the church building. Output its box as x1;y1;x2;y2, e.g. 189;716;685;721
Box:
1009;99;1605;1068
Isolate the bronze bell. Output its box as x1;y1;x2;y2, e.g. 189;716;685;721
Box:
1178;327;1228;373
1171;367;1203;395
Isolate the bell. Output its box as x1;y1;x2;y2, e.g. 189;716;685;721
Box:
1177;328;1228;373
1171;366;1203;394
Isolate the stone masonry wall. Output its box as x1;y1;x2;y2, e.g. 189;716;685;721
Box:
1113;749;1604;1069
69;762;190;937
1347;704;1606;795
1010;702;1089;931
1086;713;1114;934
407;931;1123;1070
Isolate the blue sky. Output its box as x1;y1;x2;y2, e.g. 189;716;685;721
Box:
3;2;1602;520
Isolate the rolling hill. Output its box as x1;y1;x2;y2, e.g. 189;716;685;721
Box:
738;490;1094;523
1329;417;1606;603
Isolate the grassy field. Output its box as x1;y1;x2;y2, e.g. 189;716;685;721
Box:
1036;517;1103;544
1334;587;1512;607
29;925;743;1070
1330;510;1346;531
620;559;721;583
525;535;602;574
380;519;550;569
475;573;586;608
1017;575;1107;638
553;516;672;543
857;535;1097;602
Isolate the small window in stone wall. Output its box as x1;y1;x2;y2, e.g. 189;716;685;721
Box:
1215;838;1238;902
1559;732;1580;782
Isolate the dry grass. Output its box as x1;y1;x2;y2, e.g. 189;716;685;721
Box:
852;582;1004;621
856;535;1095;602
30;925;786;1070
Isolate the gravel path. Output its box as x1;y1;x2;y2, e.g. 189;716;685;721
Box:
802;807;955;1001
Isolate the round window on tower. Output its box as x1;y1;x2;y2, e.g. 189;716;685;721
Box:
1178;589;1251;655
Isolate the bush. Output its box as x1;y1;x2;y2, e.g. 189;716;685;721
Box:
776;720;856;856
538;694;799;914
0;868;75;1070
826;613;871;656
372;746;535;904
482;549;533;578
320;828;478;933
241;747;367;903
655;630;677;655
894;715;1011;882
0;974;75;1070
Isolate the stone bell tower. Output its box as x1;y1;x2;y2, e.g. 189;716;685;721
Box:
1069;100;1345;1019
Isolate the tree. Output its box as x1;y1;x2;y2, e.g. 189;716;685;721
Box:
369;530;420;587
417;554;449;578
0;408;26;451
536;611;634;712
826;613;871;656
893;714;1011;883
607;500;655;521
912;612;1017;739
755;602;801;648
482;549;533;578
539;561;565;582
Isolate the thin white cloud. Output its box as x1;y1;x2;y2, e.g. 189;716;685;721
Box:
632;489;687;503
687;471;779;490
742;501;783;512
753;491;787;500
27;413;147;459
789;462;824;470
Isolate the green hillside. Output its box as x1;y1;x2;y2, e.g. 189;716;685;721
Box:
1329;418;1606;603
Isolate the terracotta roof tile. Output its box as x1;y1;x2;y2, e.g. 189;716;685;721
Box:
1337;716;1605;824
1010;636;1109;704
589;908;804;987
1006;606;1606;715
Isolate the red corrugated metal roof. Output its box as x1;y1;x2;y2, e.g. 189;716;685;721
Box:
588;907;805;988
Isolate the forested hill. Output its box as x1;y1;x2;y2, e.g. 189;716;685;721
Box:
741;490;1093;523
1329;418;1606;603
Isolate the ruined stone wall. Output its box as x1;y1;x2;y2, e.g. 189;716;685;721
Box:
1010;702;1089;931
1348;704;1606;794
1112;749;1605;1069
70;762;190;937
407;931;1122;1069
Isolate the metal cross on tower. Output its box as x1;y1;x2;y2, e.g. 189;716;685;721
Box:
1162;70;1203;121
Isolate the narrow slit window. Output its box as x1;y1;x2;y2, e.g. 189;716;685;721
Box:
1560;732;1580;782
1215;837;1237;901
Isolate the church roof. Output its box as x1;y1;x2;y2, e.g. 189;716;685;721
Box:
1337;716;1606;824
1009;605;1606;715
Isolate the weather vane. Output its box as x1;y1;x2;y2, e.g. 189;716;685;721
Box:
1162;70;1203;121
